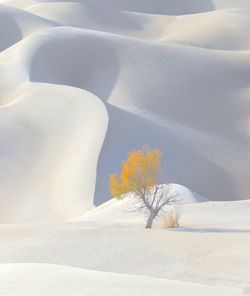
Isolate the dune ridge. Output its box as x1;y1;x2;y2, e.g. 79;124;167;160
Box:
0;0;249;221
0;1;249;294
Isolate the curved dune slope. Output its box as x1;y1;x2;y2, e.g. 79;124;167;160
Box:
5;0;250;15
0;4;56;52
26;3;250;50
0;2;249;295
0;1;37;9
0;0;249;222
75;198;250;230
13;27;249;202
161;9;250;50
27;2;174;40
0;83;108;223
75;184;207;227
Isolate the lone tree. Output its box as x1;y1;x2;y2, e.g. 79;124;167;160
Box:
109;146;178;229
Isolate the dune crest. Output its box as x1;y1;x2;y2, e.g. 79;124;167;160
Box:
0;0;249;221
0;2;249;295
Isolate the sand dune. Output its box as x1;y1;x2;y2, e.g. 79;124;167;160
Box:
1;24;248;204
27;2;173;39
0;4;55;52
4;0;250;15
77;184;206;227
0;0;249;220
26;3;250;50
0;83;107;223
0;1;249;294
76;194;250;229
161;9;250;50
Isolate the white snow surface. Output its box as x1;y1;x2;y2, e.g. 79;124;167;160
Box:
0;0;249;295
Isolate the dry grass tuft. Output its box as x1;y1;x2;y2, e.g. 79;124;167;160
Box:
162;208;181;228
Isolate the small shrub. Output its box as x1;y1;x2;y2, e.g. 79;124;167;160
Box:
162;207;181;228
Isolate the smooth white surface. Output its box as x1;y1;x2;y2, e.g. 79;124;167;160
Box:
0;263;245;296
0;83;108;223
0;200;249;294
0;0;249;221
0;1;249;295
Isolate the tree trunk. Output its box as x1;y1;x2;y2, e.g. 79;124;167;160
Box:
145;213;155;229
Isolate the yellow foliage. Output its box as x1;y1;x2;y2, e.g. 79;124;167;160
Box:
109;146;161;198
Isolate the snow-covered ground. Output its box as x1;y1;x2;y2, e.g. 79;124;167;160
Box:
0;0;249;295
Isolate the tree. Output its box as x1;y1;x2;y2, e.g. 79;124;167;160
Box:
109;146;178;229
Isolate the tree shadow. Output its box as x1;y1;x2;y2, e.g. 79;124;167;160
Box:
173;227;250;233
0;13;23;52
